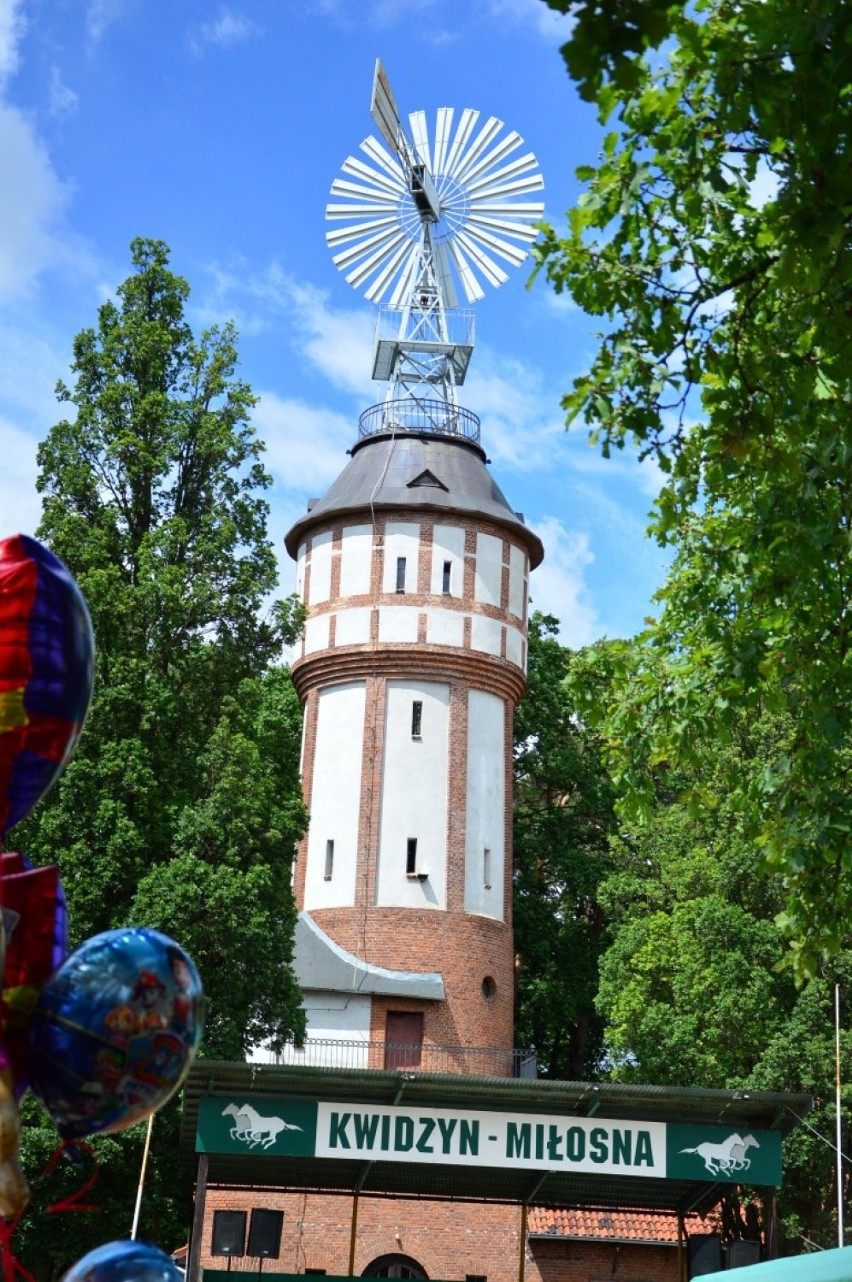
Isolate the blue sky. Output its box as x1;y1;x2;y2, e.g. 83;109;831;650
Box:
0;0;669;646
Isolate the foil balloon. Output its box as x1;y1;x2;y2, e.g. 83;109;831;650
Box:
0;534;94;838
28;927;203;1141
62;1240;184;1281
0;852;67;1096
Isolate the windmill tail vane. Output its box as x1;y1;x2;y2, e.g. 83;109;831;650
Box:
326;59;544;444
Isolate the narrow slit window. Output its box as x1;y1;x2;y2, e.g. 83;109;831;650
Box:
324;839;334;881
396;556;406;593
442;560;452;593
411;700;423;738
483;847;492;890
406;837;418;876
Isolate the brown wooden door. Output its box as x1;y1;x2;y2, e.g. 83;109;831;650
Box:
384;1012;423;1069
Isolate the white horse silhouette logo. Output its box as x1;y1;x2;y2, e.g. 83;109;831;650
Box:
222;1102;303;1150
680;1132;759;1177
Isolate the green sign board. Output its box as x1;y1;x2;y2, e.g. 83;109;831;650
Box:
197;1099;782;1186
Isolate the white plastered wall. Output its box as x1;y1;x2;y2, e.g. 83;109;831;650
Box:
304;614;330;654
382;522;420;594
471;614;503;657
335;606;372;647
296;543;307;600
464;688;506;920
431;524;466;596
475;531;503;606
508;543;527;619
378;606;419;643
376;680;449;909
304;681;366;909
309;529;333;604
340;524;373;597
255;993;372;1067
425;607;465;649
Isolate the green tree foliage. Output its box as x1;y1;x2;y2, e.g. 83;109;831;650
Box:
513;615;615;1078
12;239;306;1273
592;708;852;1250
536;0;852;972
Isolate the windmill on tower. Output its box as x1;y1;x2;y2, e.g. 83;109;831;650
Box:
326;59;544;437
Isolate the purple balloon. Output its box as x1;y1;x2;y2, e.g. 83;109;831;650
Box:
29;927;203;1140
63;1240;184;1281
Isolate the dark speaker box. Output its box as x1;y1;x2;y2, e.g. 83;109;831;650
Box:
211;1209;247;1257
688;1233;723;1277
729;1239;762;1268
248;1207;284;1259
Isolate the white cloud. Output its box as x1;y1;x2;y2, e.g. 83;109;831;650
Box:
0;418;41;537
528;515;599;646
0;0;23;88
192;8;260;52
286;282;375;400
486;0;574;40
253;391;355;495
199;262;375;401
86;0;134;43
48;66;79;118
0;103;70;299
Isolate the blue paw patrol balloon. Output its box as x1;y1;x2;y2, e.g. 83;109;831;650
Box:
29;927;203;1140
63;1239;183;1280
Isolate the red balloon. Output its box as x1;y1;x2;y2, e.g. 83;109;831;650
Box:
0;535;94;837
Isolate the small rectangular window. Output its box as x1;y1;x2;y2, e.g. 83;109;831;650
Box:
411;700;423;738
483;847;492;890
406;837;418;876
442;560;452;593
396;556;406;592
324;839;334;881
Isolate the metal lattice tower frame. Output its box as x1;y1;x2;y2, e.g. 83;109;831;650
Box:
326;60;544;436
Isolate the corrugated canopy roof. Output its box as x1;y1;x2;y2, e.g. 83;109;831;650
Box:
181;1063;811;1218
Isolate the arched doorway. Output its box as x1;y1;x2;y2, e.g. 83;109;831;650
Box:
361;1253;428;1278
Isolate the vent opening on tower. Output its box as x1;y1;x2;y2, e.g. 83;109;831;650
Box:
407;469;448;492
411;700;422;739
396;556;406;593
442;560;452;594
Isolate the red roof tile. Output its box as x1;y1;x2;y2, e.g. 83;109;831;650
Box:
527;1208;712;1244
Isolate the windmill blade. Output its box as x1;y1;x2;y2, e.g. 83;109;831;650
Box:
432;107;453;177
446;237;485;302
443;107;479;175
342;154;405;195
327;201;408;219
468;201;546;216
330;223;406;270
462;222;530;266
465;152;543;195
346;230;410;294
408;110;431;171
433;240;459;312
468;173;546;200
327;215;400;247
365;238;419;302
360;135;407;184
456;230;509;289
388;251;423;309
468;212;542;241
451;116;504;182
330;177;402;204
457;131;523;187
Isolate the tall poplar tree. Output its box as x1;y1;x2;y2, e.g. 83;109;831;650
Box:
13;240;306;1274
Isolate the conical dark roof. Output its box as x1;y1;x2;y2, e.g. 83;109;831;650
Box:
285;430;543;567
